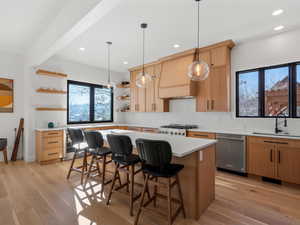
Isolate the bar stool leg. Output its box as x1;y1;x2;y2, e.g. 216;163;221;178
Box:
3;147;8;164
175;174;186;218
130;164;135;216
106;163;120;205
126;170;130;193
134;174;149;225
167;178;172;225
84;155;95;187
101;155;106;192
81;151;88;185
153;177;158;207
67;151;77;179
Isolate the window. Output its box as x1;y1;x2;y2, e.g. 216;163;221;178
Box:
67;80;113;124
236;62;300;118
237;71;259;117
264;66;289;117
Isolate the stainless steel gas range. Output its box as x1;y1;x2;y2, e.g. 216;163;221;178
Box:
159;124;198;136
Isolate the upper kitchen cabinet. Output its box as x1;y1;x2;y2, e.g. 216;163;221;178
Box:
130;69;146;112
159;51;197;99
196;40;234;112
130;64;169;112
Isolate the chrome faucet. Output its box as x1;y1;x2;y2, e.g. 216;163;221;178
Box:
275;116;288;134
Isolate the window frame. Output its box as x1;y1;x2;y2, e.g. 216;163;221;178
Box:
236;61;300;118
67;80;114;124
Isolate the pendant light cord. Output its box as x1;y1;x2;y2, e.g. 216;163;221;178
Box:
142;27;145;76
107;41;112;84
197;0;200;49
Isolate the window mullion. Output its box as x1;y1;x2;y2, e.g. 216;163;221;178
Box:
290;64;296;118
90;86;94;122
259;69;265;117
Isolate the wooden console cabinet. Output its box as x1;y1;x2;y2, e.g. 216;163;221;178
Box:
247;136;300;185
36;130;64;164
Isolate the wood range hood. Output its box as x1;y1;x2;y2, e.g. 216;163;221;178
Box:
158;40;235;99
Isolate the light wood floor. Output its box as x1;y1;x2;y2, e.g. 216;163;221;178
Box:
1;161;300;225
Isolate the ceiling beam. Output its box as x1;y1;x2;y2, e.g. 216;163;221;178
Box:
25;0;122;67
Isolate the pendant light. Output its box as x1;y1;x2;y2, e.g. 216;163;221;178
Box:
188;0;210;81
136;23;152;88
106;41;113;88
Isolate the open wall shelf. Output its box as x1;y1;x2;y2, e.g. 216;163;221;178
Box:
36;107;67;111
36;69;68;78
36;88;67;94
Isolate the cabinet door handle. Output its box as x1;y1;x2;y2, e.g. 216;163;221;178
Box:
207;100;210;111
278;151;281;164
211;100;214;110
48;132;58;135
153;103;156;112
270;149;273;162
48;141;58;144
264;140;288;145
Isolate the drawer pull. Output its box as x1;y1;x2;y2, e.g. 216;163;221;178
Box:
193;134;209;137
48;152;58;156
48;132;59;135
48;141;59;144
264;141;288;145
278;151;281;164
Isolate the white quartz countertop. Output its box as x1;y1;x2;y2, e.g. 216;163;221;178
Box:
99;129;217;158
35;123;300;140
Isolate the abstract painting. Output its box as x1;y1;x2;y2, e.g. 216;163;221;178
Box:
0;78;13;112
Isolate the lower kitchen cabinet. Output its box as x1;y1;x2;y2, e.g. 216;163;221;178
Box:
247;137;276;178
36;130;64;164
247;136;300;185
187;131;216;139
277;145;300;185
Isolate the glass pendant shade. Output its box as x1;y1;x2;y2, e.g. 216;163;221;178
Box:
188;60;210;81
136;72;152;88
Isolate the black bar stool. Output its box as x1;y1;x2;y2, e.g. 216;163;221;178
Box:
67;128;89;184
84;131;113;190
0;138;8;164
134;139;186;225
106;134;143;216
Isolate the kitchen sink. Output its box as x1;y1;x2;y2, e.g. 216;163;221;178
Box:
252;132;300;138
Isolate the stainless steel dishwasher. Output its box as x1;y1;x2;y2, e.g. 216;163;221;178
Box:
216;133;246;174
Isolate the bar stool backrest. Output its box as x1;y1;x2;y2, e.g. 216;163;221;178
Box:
136;139;172;167
67;128;85;146
107;134;133;157
84;131;104;149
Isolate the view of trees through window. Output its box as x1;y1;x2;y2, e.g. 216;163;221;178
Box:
238;71;259;117
237;62;300;118
68;81;113;123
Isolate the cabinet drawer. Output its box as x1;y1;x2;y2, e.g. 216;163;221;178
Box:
142;128;158;133
42;130;63;138
187;131;216;139
248;136;298;147
42;149;61;161
43;137;63;149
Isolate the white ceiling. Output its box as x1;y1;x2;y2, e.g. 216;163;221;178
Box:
56;0;300;72
0;0;70;54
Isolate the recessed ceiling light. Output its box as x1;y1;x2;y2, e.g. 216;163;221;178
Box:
272;9;284;16
123;61;128;65
173;44;180;48
274;25;284;31
79;47;85;51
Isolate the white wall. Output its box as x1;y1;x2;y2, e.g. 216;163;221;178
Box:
0;51;25;161
123;28;300;134
23;56;128;161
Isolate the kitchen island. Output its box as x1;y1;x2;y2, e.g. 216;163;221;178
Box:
100;129;217;220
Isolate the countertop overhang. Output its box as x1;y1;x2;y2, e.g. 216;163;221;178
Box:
99;129;217;158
